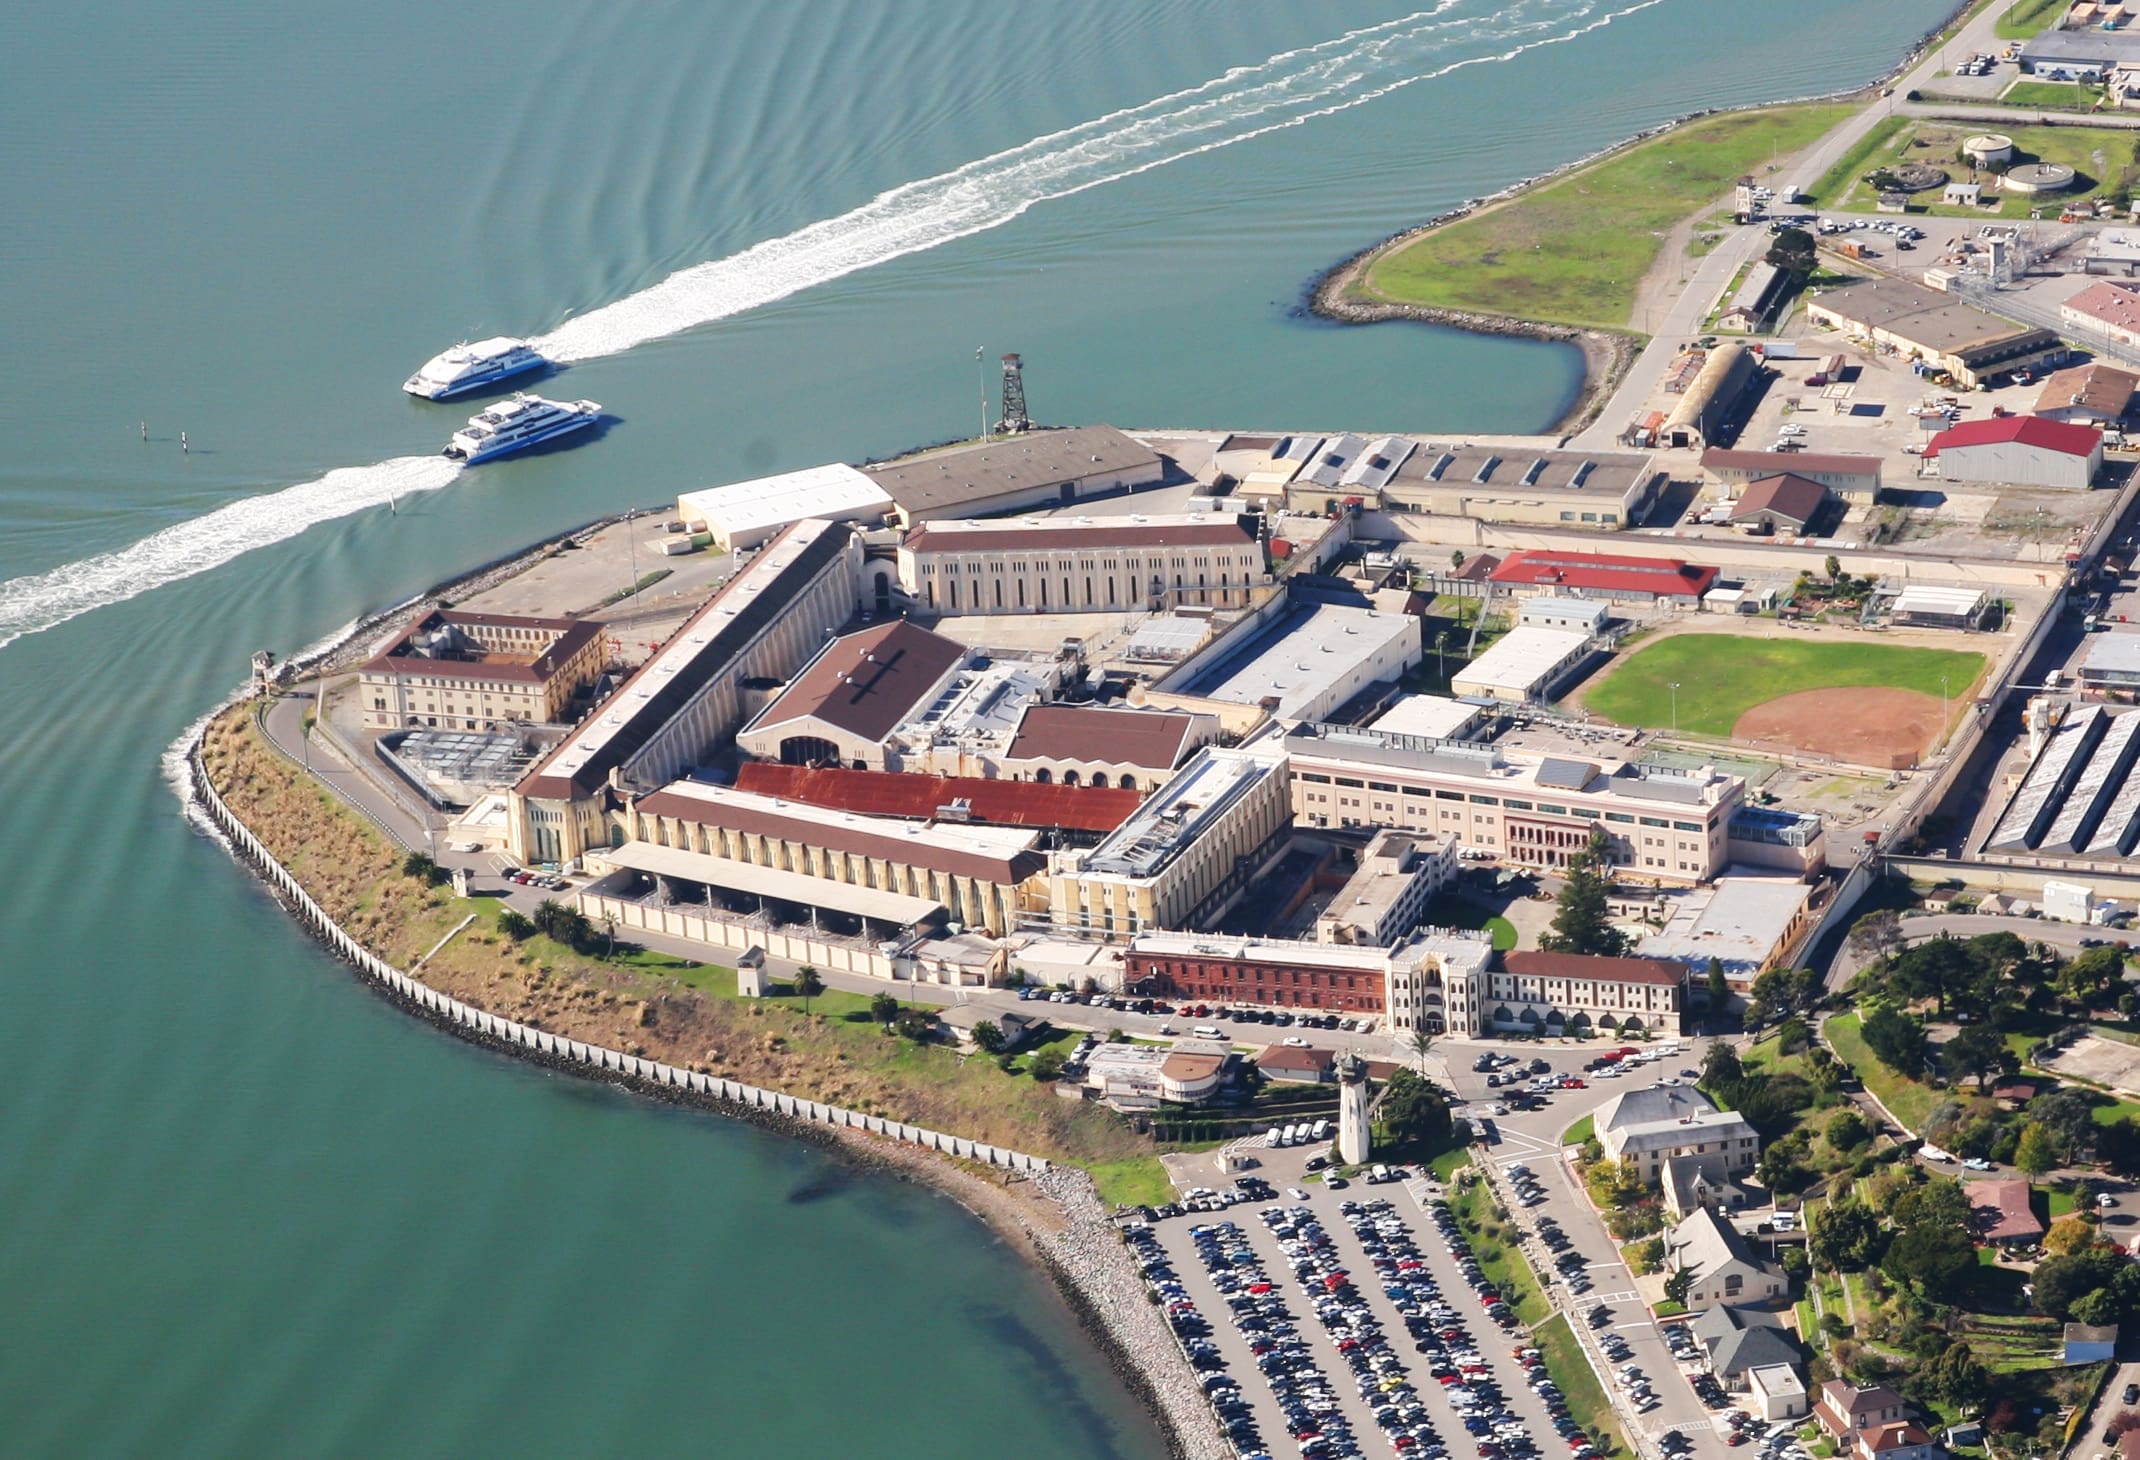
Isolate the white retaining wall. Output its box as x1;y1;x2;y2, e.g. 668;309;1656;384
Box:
192;756;1049;1175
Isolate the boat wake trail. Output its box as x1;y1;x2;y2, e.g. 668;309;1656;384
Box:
536;0;1663;362
0;457;460;650
0;0;1664;651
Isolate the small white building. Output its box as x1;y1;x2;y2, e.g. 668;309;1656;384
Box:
676;462;895;553
1517;596;1610;635
1747;1364;1809;1422
2042;879;2095;924
1451;627;1592;704
1368;693;1485;742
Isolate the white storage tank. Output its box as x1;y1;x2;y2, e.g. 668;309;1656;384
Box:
1963;133;2013;167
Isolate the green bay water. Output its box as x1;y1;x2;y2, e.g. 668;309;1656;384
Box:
0;0;1948;1451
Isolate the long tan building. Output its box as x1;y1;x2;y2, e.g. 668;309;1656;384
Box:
1284;721;1753;886
618;779;1047;936
736;619;969;770
505;518;863;865
1048;744;1291;936
897;513;1266;615
358;610;606;730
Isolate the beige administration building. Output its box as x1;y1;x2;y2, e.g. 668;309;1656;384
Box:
358;609;607;730
896;513;1267;615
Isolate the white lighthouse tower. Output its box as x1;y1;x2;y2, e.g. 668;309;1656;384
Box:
1337;1050;1373;1167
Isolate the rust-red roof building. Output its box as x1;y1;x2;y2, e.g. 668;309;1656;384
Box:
1488;550;1717;602
733;762;1143;833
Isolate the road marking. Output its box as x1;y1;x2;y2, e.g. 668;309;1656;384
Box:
1613;1320;1656;1330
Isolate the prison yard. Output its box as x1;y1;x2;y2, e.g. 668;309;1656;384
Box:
1345;102;1853;331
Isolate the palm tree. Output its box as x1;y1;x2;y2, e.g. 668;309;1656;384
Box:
1409;1027;1438;1073
793;965;824;1015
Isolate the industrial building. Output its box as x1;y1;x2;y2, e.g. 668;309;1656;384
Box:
1802;276;2064;388
2019;27;2140;75
1662;342;1759;448
506;518;865;865
1924;415;2103;489
1284;721;1762;885
1700;447;1881;501
2084;634;2140;700
1983;702;2140;857
862;426;1165;523
1488;549;1718;604
1727;473;1832;535
1368;693;1486;741
1517;596;1611;634
1450;626;1593;704
1312;829;1457;946
616;778;1047;935
2033;362;2136;426
896;512;1264;615
674;463;894;552
1155;600;1420;722
1885;584;1993;631
736;619;971;770
2062;281;2140;351
359;609;606;730
1373;442;1662;529
1634;875;1821;988
1047;744;1291;936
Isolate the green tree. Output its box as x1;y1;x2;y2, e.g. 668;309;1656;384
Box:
1586;1156;1647;1209
1701;1043;1744;1092
2015;1121;2058;1180
1892;1176;1970;1232
497;909;536;942
1707;957;1730;1008
1769;227;1817;276
2098;1117;2140;1177
2058;946;2128;1012
894;1008;936;1042
1942;1022;2013;1093
791;965;823;1014
1028;1047;1067;1081
869;991;900;1029
1629;1236;1667;1275
1539;828;1630;958
401;851;437;881
1381;1069;1453;1152
1826;1109;1871;1153
1663;1266;1694;1307
1881;1222;1977;1301
1408;1027;1438;1073
1860;1003;1928;1075
1848;909;1906;965
971;1019;1007;1055
1810;1198;1885;1272
2027;1087;2104;1164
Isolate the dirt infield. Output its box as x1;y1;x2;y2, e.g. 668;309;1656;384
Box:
1731;687;1944;770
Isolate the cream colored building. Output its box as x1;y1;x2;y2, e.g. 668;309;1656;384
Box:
1487;951;1688;1037
616;778;1047;936
1313;830;1456;946
1284;722;1753;886
736;619;969;770
898;513;1266;615
998;704;1215;791
506;518;863;865
1597;1086;1761;1180
359;610;606;730
1048;744;1291;936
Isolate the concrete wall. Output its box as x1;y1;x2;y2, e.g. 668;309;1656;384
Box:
191;743;1049;1174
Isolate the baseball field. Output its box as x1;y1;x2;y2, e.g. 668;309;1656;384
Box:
1578;633;1986;768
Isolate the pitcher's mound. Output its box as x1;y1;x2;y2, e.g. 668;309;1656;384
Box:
1732;687;1943;769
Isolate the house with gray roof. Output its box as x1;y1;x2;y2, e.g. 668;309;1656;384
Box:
1668;1206;1786;1312
1691;1304;1803;1389
1595;1086;1762;1181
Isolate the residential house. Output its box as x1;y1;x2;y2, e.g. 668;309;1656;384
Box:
1257;1044;1336;1084
1816;1382;1906;1443
1691;1304;1803;1391
1667;1206;1786;1311
1966;1178;2044;1247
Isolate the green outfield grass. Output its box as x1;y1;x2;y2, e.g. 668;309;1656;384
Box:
2001;80;2101;110
1357;103;1852;331
1579;635;1986;737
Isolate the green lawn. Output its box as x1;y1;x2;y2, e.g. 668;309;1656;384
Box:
1826;1010;1939;1132
1996;0;2067;39
1431;1146;1475;1181
1430;896;1520;952
1581;635;1986;738
1090;1157;1174;1209
2002;79;2101;110
1535;1314;1634;1459
1359;103;1854;331
1448;1180;1552;1325
1562;1114;1596;1147
1804;117;1910;208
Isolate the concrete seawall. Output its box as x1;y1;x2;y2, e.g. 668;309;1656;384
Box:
186;731;1051;1177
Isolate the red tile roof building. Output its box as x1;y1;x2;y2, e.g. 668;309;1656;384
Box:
1489;550;1718;601
1925;414;2103;489
732;762;1143;833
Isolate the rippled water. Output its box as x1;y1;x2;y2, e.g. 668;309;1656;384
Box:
0;0;1951;1451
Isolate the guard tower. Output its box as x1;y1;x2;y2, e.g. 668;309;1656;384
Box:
1337;1050;1372;1166
997;353;1030;435
250;649;277;697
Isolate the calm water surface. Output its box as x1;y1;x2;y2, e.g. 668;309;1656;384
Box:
0;0;1949;1452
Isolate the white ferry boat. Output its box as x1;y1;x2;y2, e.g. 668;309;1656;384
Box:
442;395;602;464
403;337;547;400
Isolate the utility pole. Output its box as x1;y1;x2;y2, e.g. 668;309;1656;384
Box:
977;345;988;443
1669;681;1681;738
624;508;639;606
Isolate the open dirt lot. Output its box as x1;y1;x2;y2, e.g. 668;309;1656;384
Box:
1732;685;1945;769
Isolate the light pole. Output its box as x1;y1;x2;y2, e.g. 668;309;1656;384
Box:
977;345;988;442
623;507;640;607
1669;681;1681;737
1940;674;1950;740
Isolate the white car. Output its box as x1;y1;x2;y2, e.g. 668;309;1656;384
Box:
1282;1036;1310;1048
1962;1157;1993;1172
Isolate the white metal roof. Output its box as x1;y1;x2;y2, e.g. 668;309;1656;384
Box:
1369;694;1483;741
1451;627;1590;695
677;462;892;537
1890;584;1988;616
